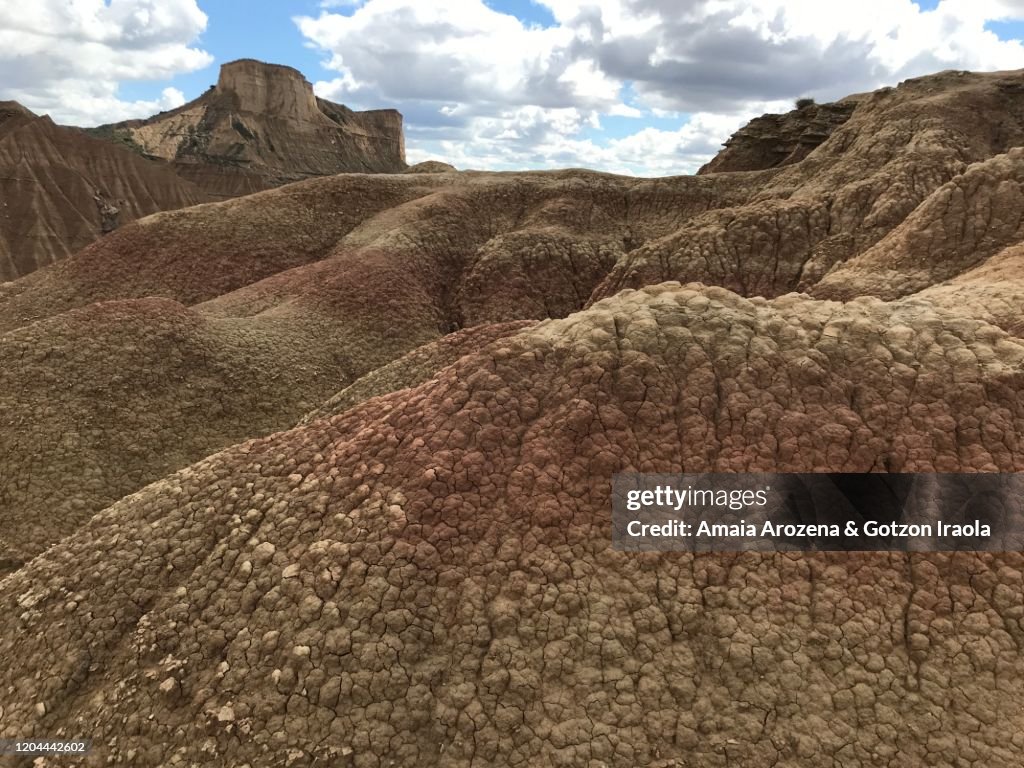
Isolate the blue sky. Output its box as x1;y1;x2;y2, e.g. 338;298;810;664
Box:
116;1;330;102
4;0;1024;175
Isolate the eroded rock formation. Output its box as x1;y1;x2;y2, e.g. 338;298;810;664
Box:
103;59;407;198
698;98;859;174
2;68;1024;766
406;160;458;173
0;60;407;283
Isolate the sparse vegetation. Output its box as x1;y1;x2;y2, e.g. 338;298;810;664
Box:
84;126;147;156
795;96;816;109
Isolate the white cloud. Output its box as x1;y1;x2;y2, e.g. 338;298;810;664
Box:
0;0;211;125
406;103;783;176
295;2;594;109
298;0;1024;176
40;85;189;127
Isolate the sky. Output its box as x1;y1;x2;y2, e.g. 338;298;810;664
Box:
3;0;1024;175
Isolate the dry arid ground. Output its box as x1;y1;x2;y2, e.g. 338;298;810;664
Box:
2;68;1024;766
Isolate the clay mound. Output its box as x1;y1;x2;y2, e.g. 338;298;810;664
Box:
0;286;527;575
199;182;625;329
0;173;626;566
103;59;407;198
0;168;751;567
0;168;719;569
405;160;457;173
186;169;763;348
0;167;760;336
0;264;521;572
0;295;389;573
900;241;1024;337
2;284;1024;766
812;146;1024;300
0;173;445;333
0;108;212;282
299;321;535;424
0;169;700;568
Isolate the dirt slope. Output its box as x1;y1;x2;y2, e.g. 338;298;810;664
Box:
0;169;757;572
0;108;211;282
0;60;407;284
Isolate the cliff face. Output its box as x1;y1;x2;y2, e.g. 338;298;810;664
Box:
107;59;407;197
698;99;859;174
0;107;212;281
218;59;322;120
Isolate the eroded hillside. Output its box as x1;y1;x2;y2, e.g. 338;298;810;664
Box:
0;104;212;282
2;68;1024;767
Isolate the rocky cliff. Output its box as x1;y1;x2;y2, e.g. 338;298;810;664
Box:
105;59;407;198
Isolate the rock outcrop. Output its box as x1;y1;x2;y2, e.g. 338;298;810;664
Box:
594;70;1024;304
4;68;1024;767
698;98;859;174
103;59;407;198
0;60;407;283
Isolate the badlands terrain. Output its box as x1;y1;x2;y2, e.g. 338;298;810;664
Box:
1;67;1024;766
0;60;406;283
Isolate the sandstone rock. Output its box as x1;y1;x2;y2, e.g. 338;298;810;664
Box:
103;59;407;199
